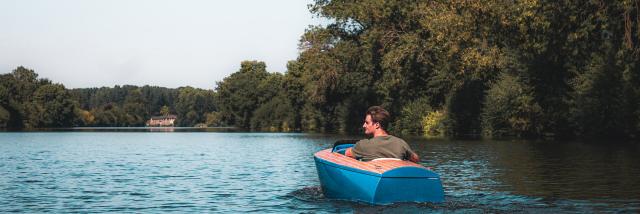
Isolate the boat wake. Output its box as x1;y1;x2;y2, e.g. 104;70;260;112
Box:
287;187;551;212
289;186;325;202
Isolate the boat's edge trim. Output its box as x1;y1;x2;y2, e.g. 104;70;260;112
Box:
314;156;382;177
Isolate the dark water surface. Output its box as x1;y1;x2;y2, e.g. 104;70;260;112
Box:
1;132;639;213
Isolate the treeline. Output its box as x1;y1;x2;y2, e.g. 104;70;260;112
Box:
70;85;215;127
0;66;218;128
216;1;640;140
2;1;640;140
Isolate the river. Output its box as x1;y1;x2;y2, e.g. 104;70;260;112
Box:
1;131;638;213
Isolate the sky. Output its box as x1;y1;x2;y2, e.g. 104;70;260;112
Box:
0;0;321;89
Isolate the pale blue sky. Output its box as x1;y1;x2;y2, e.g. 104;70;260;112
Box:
0;0;321;89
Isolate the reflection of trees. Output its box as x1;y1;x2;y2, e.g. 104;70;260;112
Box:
490;141;640;200
148;127;175;132
406;138;640;200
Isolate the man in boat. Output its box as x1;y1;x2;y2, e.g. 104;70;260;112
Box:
344;106;421;163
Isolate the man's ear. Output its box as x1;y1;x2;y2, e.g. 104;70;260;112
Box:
374;122;381;129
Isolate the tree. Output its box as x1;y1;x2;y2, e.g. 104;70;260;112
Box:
482;72;542;138
205;111;225;127
569;44;627;139
122;89;148;126
393;97;433;136
175;86;215;126
0;106;9;128
215;61;271;129
29;84;77;127
0;85;10;128
92;104;127;127
159;105;171;116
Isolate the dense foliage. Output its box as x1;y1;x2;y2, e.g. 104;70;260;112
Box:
216;0;639;140
2;1;639;140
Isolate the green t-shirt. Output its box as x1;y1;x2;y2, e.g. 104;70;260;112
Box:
351;135;415;161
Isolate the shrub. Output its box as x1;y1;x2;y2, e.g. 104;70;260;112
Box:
481;73;542;138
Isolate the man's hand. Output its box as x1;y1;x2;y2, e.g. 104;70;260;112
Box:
345;148;355;158
409;152;420;163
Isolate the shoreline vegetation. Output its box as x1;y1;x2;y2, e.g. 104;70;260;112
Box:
2;1;639;141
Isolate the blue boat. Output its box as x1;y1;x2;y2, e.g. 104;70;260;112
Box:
314;143;444;205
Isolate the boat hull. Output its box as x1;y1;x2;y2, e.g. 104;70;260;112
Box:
314;149;444;204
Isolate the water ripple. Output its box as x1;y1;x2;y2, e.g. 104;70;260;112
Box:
0;132;638;213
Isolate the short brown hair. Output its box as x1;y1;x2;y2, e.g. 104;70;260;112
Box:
366;106;390;130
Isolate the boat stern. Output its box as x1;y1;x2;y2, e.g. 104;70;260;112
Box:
374;167;445;204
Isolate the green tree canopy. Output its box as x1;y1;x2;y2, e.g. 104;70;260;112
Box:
215;61;272;129
29;84;77;127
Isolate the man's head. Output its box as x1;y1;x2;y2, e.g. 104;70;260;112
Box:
362;106;390;135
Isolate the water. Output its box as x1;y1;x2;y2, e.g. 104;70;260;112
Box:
1;132;639;213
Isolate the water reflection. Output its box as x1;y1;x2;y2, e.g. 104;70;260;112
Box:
483;140;640;200
406;137;640;212
148;127;175;132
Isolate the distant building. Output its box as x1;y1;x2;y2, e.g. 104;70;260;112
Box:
146;115;177;127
